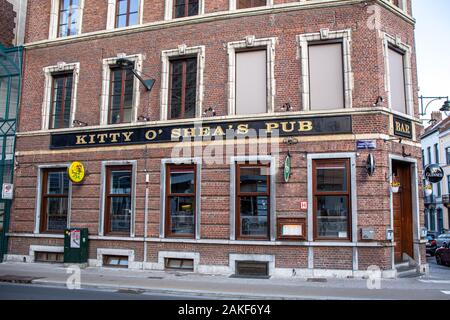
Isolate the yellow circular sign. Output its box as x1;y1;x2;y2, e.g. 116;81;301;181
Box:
68;161;85;183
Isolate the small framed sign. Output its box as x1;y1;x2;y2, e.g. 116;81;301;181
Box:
277;218;306;240
2;183;13;200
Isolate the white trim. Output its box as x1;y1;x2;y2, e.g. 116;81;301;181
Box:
297;29;353;111
144;251;200;272
42;62;80;130
99;160;138;237
49;0;85;40
100;53;143;125
164;0;205;20
160;45;205;121
106;0;144;30
29;245;64;262
159;157;202;239
229;253;275;275
94;248;140;268
383;33;414;117
34;164;72;234
230;155;277;241
229;0;274;11
227;36;277;115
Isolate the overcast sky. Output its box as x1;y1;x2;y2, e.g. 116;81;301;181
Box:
413;0;450;119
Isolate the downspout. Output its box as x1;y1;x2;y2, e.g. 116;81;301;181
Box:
143;147;149;269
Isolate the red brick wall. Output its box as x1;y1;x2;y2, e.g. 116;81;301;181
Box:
0;0;16;47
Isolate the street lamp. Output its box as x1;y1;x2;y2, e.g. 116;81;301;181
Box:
116;58;155;92
419;95;450;116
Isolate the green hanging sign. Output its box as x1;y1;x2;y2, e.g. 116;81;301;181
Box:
284;153;292;183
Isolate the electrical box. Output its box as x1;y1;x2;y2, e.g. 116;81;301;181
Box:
64;228;89;264
361;228;375;240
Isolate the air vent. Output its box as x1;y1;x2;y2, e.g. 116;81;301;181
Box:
35;252;64;263
103;255;129;268
164;258;194;271
235;261;269;278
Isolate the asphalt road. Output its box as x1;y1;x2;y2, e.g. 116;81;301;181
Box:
0;283;206;300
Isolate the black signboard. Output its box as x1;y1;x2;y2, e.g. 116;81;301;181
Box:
425;164;444;184
50;115;352;149
393;116;413;139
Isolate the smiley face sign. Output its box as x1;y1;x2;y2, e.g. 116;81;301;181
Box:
68;161;85;183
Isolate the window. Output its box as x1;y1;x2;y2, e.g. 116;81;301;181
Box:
104;166;132;235
109;65;134;124
237;0;266;9
58;0;80;37
0;203;4;233
103;255;129;268
0;75;19;120
115;0;139;28
309;42;344;110
388;47;407;113
169;57;197;120
49;73;73;129
165;165;196;238
313;159;351;240
235;50;267;115
165;258;194;271
173;0;199;18
427;147;432;166
446;148;450;165
236;163;270;240
40;169;70;233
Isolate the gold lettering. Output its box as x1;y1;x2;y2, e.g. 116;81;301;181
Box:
97;134;108;143
281;122;296;133
266;122;279;133
145;130;157;141
183;128;196;138
213;126;225;136
109;133;120;143
298;121;313;132
76;135;87;145
237;124;249;135
89;134;96;144
199;127;211;137
122;132;133;142
171;128;181;140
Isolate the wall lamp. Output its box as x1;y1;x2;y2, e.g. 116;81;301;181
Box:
116;58;156;92
73;119;88;127
203;107;216;117
282;103;293;111
138;115;151;121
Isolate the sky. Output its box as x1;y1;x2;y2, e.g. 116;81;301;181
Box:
413;0;450;120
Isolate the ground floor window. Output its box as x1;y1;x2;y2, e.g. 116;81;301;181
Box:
104;166;132;235
236;163;270;240
165;164;196;238
313;159;351;240
40;169;69;233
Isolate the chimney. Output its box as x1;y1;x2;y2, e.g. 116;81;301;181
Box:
431;111;442;124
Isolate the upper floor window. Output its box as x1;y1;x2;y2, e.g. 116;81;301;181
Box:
57;0;80;37
388;46;407;114
109;65;134;124
50;72;73;129
237;0;266;9
434;143;440;165
446;147;450;165
116;0;139;28
174;0;199;18
169;57;197;120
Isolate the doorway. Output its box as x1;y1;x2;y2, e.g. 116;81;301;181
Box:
392;160;414;263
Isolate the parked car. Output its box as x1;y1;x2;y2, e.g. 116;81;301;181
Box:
426;234;438;256
436;233;450;248
435;242;450;266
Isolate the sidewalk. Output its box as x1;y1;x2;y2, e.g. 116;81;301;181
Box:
0;262;449;300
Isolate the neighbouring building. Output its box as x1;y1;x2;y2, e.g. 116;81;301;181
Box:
420;112;447;236
439;119;450;233
0;0;26;262
6;0;428;278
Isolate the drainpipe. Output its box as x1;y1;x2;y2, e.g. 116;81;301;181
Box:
143;147;149;270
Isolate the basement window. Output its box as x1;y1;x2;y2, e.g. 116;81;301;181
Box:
35;252;64;263
103;255;129;268
164;258;194;271
235;261;269;278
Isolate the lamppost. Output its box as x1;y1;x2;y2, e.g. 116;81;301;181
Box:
419;95;450;117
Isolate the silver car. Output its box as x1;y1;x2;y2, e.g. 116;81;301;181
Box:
436;233;450;248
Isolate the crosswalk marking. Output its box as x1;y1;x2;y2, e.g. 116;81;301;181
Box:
442;291;450;295
419;280;450;284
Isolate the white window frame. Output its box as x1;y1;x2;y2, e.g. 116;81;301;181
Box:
100;53;143;126
34;164;73;234
160;45;205;121
42;62;80;131
229;0;273;11
98;160;138;237
159;158;202;240
106;0;144;30
230;155;277;241
49;0;85;39
297;29;353;111
388;0;407;13
164;0;205;20
227;36;276;116
383;33;414;116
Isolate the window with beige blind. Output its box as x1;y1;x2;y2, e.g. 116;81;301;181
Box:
235;50;267;115
308;42;345;110
388;47;407;114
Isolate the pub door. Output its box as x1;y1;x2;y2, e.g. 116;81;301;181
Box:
392;160;414;263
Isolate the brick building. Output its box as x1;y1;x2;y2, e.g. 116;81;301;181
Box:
6;0;427;278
